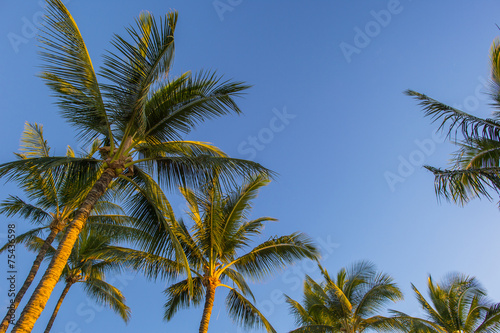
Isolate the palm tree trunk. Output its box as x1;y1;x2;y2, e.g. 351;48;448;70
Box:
44;282;72;333
11;168;116;333
0;223;62;333
199;280;217;333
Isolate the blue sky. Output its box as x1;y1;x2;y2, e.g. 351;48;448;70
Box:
2;1;500;332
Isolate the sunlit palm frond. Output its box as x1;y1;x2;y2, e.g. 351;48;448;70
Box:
231;233;319;281
225;289;277;333
143;70;251;142
101;11;177;139
0;195;51;225
39;0;110;142
163;278;205;320
0;227;48;254
82;278;130;322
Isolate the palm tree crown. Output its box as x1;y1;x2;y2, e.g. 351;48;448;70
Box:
406;38;500;205
286;261;403;333
117;174;320;333
393;273;500;333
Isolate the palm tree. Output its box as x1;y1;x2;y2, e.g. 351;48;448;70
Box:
26;226;136;332
285;261;403;333
392;273;500;333
405;38;500;205
111;174;319;333
0;1;269;331
0;123;132;332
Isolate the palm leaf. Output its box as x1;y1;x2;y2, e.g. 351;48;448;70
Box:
39;0;110;142
225;288;277;333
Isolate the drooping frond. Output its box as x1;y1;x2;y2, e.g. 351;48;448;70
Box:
163;278;205;320
82;278;131;322
425;165;500;205
225;289;277;333
0;195;51;224
0;227;48;254
405;90;500;142
147;155;273;191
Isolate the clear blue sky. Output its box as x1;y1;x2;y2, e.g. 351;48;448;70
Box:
2;1;500;332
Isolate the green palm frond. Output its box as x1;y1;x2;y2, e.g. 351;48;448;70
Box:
163;278;205;320
475;303;500;333
101;11;176;139
221;268;255;301
142;155;273;191
0;195;51;224
230;233;319;281
143;70;251;142
82;278;130;322
285;295;316;327
405;90;500;142
354;272;403;318
39;0;110;142
424;165;500;205
19;122;51;158
102;246;184;282
225;289;277;333
219;174;270;252
135;140;226;160
0;227;48;254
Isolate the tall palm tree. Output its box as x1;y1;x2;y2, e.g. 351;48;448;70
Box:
405;38;500;205
285;261;403;333
110;174;319;333
0;123;131;332
25;226;137;332
0;1;269;331
392;273;500;333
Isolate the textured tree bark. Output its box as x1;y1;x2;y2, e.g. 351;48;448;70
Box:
0;222;62;333
199;279;217;333
12;168;116;333
43;282;72;333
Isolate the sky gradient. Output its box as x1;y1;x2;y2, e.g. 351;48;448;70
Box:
2;1;500;332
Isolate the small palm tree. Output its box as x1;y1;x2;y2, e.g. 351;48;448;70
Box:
286;261;403;333
406;38;500;205
28;226;136;332
114;174;319;333
0;1;269;331
392;273;500;333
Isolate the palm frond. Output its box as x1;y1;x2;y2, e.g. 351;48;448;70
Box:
39;0;110;142
424;165;500;205
163;278;205;320
230;233;319;281
143;70;251;142
0;195;51;224
0;227;48;253
405;90;500;141
225;288;277;333
101;11;177;139
82;278;131;322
